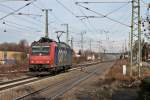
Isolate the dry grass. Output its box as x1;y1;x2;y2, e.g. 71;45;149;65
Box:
0;64;28;80
105;59;132;81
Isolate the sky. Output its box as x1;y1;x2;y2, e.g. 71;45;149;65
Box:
0;0;149;53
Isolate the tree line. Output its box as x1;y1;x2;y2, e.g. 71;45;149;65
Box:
0;40;29;53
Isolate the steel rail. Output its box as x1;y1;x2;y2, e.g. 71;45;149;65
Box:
15;71;83;100
15;60;115;100
0;77;38;91
51;66;102;100
0;76;33;86
0;75;58;91
0;61;100;91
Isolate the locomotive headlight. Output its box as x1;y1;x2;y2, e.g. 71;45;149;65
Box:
46;61;49;63
31;61;34;63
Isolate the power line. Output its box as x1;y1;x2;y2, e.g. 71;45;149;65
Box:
4;22;34;32
77;4;131;28
1;24;38;36
50;12;64;23
55;0;77;17
30;5;61;32
5;20;40;30
33;1;71;30
76;2;130;19
1;21;40;33
33;1;68;30
75;1;130;34
75;1;131;4
32;2;42;10
0;2;45;27
55;0;93;32
104;2;130;16
0;1;35;20
80;20;93;32
0;0;44;26
76;2;96;32
13;3;44;25
0;0;32;2
76;3;99;33
0;3;16;11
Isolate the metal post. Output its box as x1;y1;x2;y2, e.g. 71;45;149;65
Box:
130;0;134;77
45;9;49;38
98;41;101;58
90;39;92;55
130;0;141;77
42;9;52;38
138;0;141;77
66;24;69;44
80;31;86;53
81;33;83;52
71;36;73;49
62;24;69;44
125;39;127;53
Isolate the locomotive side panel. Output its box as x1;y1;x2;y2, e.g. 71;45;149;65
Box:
54;43;72;67
67;48;72;65
55;47;67;67
49;42;56;67
56;47;64;66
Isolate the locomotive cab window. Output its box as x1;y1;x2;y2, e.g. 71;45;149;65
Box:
32;46;50;55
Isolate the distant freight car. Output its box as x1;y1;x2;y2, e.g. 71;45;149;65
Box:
29;37;72;75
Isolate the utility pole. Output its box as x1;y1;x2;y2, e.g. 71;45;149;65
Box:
62;24;69;44
97;41;101;58
71;36;73;49
122;42;124;54
128;32;131;68
42;9;52;38
104;49;106;55
125;39;127;53
138;0;142;78
130;0;141;77
80;31;86;53
89;39;92;55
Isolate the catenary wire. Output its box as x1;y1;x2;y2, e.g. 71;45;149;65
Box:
0;1;36;20
55;0;93;32
77;4;131;28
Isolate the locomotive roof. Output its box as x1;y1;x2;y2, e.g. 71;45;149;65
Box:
31;37;55;46
31;37;71;49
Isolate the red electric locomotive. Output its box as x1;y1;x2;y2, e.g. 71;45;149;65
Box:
29;37;72;75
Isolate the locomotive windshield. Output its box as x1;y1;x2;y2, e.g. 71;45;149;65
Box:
31;46;50;55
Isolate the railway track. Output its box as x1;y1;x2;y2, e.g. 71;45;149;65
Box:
0;77;39;91
0;60;102;92
0;59;117;100
0;77;33;86
15;60;115;100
